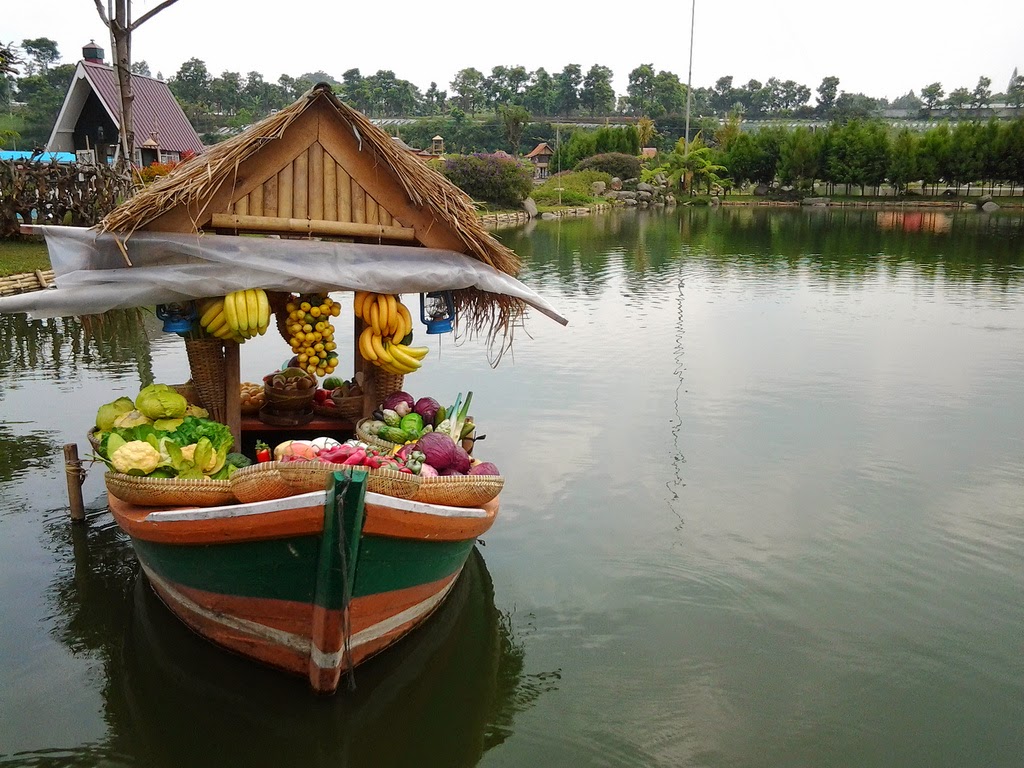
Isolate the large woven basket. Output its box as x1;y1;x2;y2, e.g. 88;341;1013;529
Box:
411;474;504;507
231;462;420;503
369;368;405;407
184;338;226;423
105;472;237;507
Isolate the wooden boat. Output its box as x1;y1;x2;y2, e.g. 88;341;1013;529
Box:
107;469;497;693
0;84;565;694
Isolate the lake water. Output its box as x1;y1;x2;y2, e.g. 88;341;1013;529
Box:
1;207;1023;767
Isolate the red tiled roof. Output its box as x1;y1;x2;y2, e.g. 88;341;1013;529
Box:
525;142;553;159
82;61;203;155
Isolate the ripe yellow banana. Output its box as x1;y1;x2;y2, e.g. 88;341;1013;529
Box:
358;327;378;361
388;343;421;371
368;301;382;335
230;291;247;333
369;332;394;364
199;299;223;328
206;310;228;335
395;301;412;338
244;289;259;331
384;294;398;335
255;289;270;333
223;291;238;331
354;291;372;319
375;294;389;332
401;345;429;360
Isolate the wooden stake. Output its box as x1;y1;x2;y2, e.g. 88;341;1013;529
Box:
63;443;86;523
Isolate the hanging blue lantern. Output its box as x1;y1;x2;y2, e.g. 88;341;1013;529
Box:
419;291;456;334
156;302;197;335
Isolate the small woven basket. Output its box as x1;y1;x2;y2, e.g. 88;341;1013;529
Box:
184;338;226;423
411;475;504;507
314;396;362;421
231;462;420;503
355;418;400;451
105;472;237;508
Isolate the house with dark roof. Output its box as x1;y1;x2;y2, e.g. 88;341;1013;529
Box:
45;41;203;166
525;142;554;178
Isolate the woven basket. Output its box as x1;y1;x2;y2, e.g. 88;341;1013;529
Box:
105;472;237;508
369;368;405;407
184;338;226;423
411;475;504;507
314;396;362;421
87;427;102;453
231;462;420;503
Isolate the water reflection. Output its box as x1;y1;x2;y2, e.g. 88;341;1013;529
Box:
0;310;156;391
504;208;1024;294
26;524;549;768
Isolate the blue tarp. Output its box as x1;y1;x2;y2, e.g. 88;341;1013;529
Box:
0;151;78;163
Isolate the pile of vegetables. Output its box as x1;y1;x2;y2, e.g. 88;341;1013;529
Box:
92;385;248;480
272;437;423;474
364;390;478;447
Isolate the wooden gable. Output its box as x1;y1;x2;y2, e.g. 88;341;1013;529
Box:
145;99;466;254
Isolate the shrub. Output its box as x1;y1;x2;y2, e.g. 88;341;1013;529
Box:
575;152;641;181
439;153;534;207
531;170;612;207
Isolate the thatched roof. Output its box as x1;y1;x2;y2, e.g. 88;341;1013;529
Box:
100;84;520;278
99;84;536;350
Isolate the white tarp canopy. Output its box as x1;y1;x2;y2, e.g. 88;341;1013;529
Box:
0;227;568;325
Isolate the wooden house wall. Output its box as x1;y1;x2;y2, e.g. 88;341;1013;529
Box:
228;141;400;229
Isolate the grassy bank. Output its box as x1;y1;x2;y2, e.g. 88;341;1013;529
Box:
0;240;50;276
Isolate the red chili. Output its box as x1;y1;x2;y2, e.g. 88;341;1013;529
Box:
256;448;271;463
342;448;367;466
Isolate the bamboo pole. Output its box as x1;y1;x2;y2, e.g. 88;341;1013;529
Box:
278;164;294;218
63;444;86;523
337;164;352;222
293;151;309;219
249;182;264;218
209;214;417;241
309;142;324;220
323;157;337;221
224;341;242;451
351;181;366;224
264;176;279;218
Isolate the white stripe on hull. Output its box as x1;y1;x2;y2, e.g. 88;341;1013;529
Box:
142;563;461;671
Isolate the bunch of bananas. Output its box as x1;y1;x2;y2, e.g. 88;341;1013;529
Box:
284;294;342;377
354;291;429;375
198;289;270;343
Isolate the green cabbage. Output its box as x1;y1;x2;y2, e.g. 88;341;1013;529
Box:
136;384;188;420
95;397;136;431
113;410;153;429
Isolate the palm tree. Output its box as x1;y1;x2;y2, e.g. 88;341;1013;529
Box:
666;133;727;195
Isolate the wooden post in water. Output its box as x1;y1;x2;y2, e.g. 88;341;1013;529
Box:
63;443;87;523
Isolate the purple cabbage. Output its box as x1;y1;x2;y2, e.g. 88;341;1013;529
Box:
469;461;500;476
450;444;472;474
381;391;414;411
413;396;441;425
439;467;463;476
419;463;439;478
414;432;457;471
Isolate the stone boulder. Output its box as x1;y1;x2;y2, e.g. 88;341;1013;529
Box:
754;184;770;196
637;182;654;193
522;197;538;218
638;190;652;201
540;212;558;220
618;190;637;200
623;198;638;206
591;181;607;196
981;201;1000;213
610;177;623;191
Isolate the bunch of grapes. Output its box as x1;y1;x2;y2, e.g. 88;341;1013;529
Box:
284;294;342;378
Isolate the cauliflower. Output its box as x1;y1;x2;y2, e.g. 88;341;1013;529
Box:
110;440;161;475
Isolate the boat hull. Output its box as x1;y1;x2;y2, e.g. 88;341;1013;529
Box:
108;485;497;693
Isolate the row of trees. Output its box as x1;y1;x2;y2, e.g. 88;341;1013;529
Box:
706;118;1024;196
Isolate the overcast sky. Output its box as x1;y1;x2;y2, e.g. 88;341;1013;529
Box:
10;1;1024;102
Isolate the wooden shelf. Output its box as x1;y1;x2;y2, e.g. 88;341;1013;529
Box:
241;414;355;433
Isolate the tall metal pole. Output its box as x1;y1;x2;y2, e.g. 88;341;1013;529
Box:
683;0;696;158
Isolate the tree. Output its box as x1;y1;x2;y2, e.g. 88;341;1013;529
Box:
917;123;951;194
580;64;615;116
552;64;582;116
423;82;447;115
891;91;922;111
711;76;737;114
169;58;211;106
1008;74;1024;114
450;67;484;115
130;59;151;76
21;37;59;74
0;42;19;75
652;70;686;117
499;104;531;152
945;87;971;113
635;116;656;148
626;64;656;115
778;126;819;190
92;0;184;167
919;82;944;112
523;68;554;116
816;75;839;115
971;75;992;112
888;128;918;193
